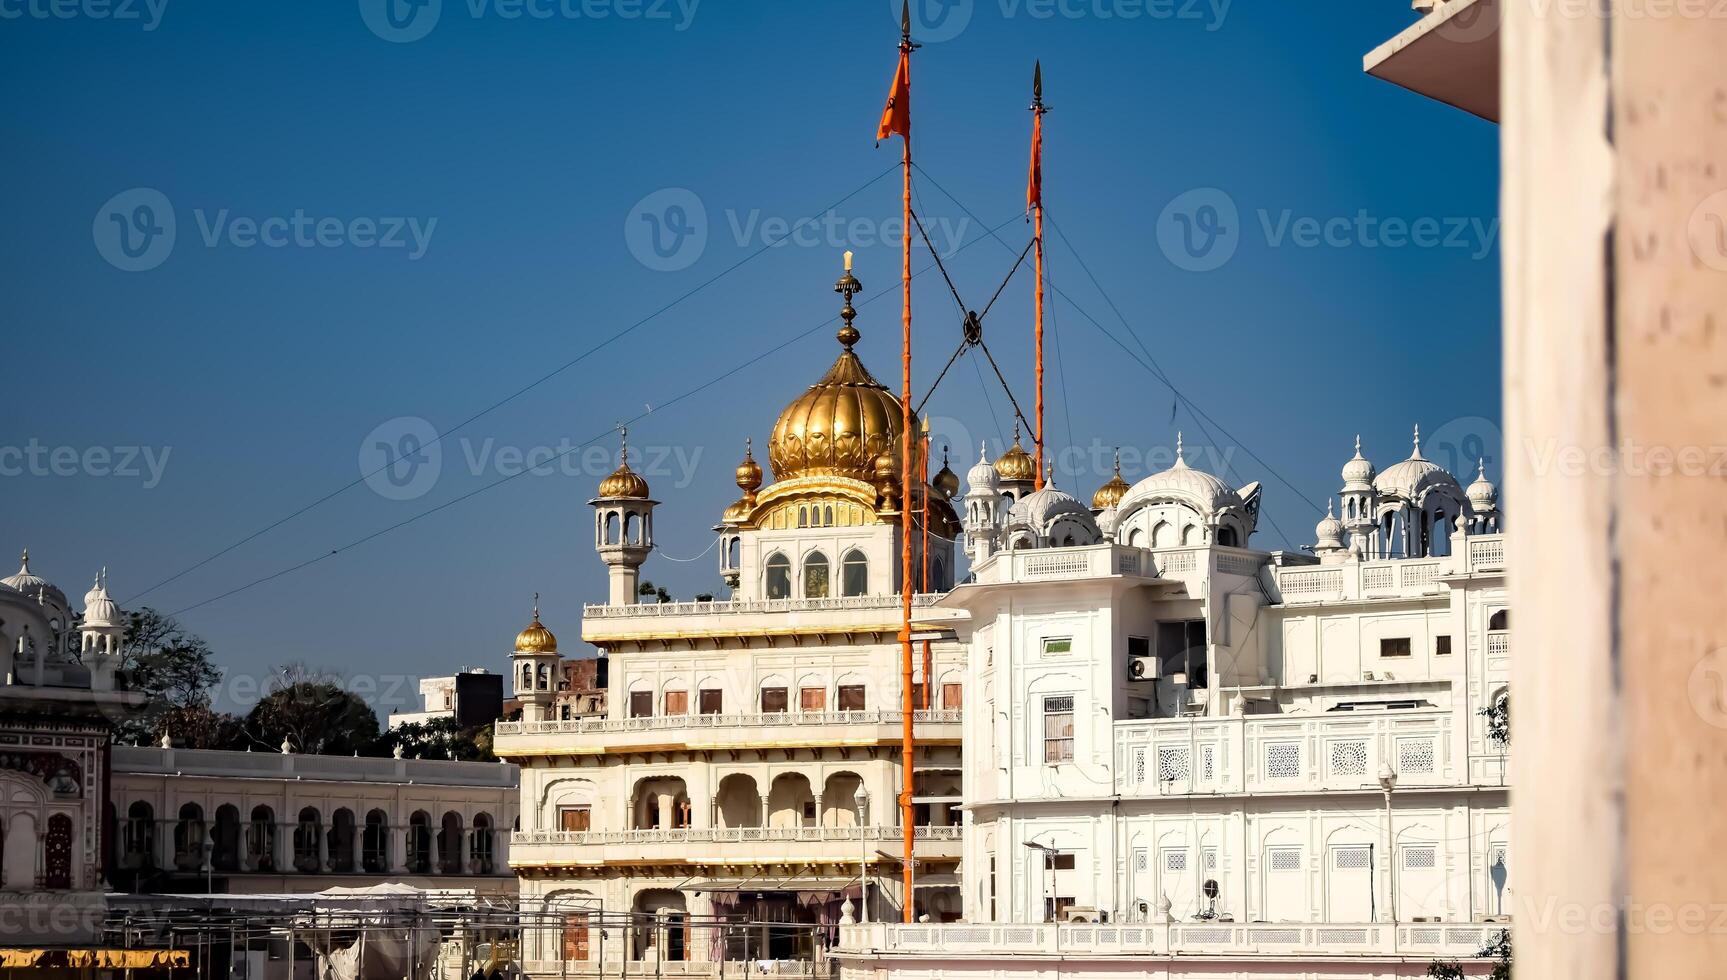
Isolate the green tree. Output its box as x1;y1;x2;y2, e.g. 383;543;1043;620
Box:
1429;928;1510;980
375;716;496;761
117;608;223;741
241;666;380;755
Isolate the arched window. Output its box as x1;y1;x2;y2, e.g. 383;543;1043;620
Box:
212;805;241;872
537;662;550;689
362;810;390;873
471;813;495;874
624;512;640;545
174;803;204;872
407;812;432;874
124;801;155;870
605;512;619;545
798;507;809;528
248;806;276;872
931;556;946;592
803;552;830;598
521;663;533;689
726;537;741;570
294;808;322;873
329;809;356;873
1127;528;1143;547
824;506;835;526
1489;609;1509;631
437;812;464;874
1217;526;1239;548
841;550;868;597
765;553;791;599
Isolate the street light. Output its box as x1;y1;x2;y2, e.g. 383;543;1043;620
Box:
855;785;871;924
1378;763;1398;923
1023;841;1057;923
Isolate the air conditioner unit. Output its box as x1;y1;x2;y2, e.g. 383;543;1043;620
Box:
1066;908;1098;923
1128;656;1160;681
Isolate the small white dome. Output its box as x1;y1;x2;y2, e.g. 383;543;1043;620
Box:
82;571;124;629
1374;426;1461;501
965;441;1000;496
1466;459;1498;508
1118;436;1245;518
1341;436;1376;490
1008;483;1093;532
1315;502;1345;547
3;549;67;611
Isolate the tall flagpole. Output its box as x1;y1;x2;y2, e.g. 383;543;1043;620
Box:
920;422;932;711
878;0;920;923
1030;62;1049;489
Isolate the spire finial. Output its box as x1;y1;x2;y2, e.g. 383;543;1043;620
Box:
1112;448;1121;475
745;436;754;460
17;549;28;573
1477;457;1487;478
1044;461;1056;488
1031;60;1047;113
1012;421;1022;445
942;444;950;468
834;252;862;349
900;0;913;45
1327;498;1335;518
532;592;540;621
1354;434;1363;456
619;426;630;467
979;440;989;464
1412;424;1422;458
1175;431;1185;462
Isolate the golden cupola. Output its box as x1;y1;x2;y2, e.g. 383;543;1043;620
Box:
933;446;960;498
994;426;1038;484
1092;450;1131;509
514;602;558;654
767;255;911;484
596;429;651;499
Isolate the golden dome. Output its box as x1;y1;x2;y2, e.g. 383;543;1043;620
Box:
1092;451;1131;509
995;429;1037;483
514;600;558;654
735;438;763;493
596;429;651;499
933;447;960;498
768;332;910;484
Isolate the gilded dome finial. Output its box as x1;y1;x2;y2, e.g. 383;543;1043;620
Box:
994;424;1037;483
834;250;863;349
735;437;763;493
1092;448;1131;510
597;427;651;499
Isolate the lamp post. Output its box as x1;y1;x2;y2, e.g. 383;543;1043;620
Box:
1023;841;1057;923
856;785;870;924
1378;763;1398;923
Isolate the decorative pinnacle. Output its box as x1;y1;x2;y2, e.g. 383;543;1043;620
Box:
745;436;753;460
1113;448;1122;475
1412;424;1423;458
898;0;919;48
1045;461;1056;488
532;593;540;620
835;252;863;349
979;440;989;464
618;427;630;467
1354;434;1363;456
1477;457;1487;478
1030;60;1049;113
1175;431;1185;461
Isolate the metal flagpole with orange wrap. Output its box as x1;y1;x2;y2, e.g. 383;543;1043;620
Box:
920;420;931;710
1029;62;1048;489
876;0;918;922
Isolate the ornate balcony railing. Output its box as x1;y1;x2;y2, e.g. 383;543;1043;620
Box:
512;825;962;846
838;922;1506;959
497;709;961;737
582;594;943;619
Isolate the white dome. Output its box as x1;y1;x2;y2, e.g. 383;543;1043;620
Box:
1118;438;1244;518
1008;483;1093;532
82;573;124;629
1315;502;1345;546
1341;436;1376;490
1466;459;1498;508
1374;427;1461;501
3;550;68;612
965;441;1000;496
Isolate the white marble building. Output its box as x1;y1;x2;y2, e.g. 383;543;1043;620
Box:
496;273;969;974
836;431;1511;978
0;552;143;943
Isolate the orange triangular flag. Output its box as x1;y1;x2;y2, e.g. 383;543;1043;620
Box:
1027;110;1043;211
877;49;911;144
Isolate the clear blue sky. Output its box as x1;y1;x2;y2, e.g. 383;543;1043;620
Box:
0;0;1500;714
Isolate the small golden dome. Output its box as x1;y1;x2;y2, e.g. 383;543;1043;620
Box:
514;599;558;654
933;447;960;498
596;429;651;499
995;429;1037;483
768;302;911;484
735;438;763;493
1092;451;1131;509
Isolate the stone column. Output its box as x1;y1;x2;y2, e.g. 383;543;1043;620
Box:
657;793;674;832
812;794;824;828
759;795;770;828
